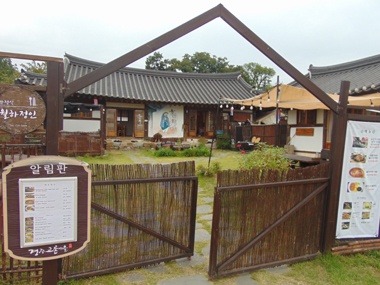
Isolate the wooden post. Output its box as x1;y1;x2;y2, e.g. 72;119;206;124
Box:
46;61;63;156
100;105;105;155
44;61;64;284
322;81;350;252
275;76;279;146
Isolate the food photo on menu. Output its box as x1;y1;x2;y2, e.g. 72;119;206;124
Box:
24;186;35;193
25;217;34;243
352;137;368;148
363;202;372;210
342;222;350;230
343;202;352;210
342;212;352;220
350;152;367;163
349;167;365;178
347;181;364;192
362;212;371;219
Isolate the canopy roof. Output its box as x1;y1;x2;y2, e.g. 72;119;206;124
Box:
223;85;380;110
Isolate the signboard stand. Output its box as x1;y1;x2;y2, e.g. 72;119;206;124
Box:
2;156;91;281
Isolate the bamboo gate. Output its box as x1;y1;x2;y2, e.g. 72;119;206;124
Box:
208;164;330;279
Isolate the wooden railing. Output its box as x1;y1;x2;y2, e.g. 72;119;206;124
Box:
1;144;43;171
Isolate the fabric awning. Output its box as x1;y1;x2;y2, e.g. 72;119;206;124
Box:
223;85;380;110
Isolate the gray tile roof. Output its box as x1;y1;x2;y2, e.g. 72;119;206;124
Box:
289;54;380;95
16;53;256;105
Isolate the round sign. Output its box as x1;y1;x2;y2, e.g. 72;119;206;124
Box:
0;85;46;134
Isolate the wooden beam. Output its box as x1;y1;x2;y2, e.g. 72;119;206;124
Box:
219;7;339;114
0;52;63;62
64;5;222;98
0;84;46;92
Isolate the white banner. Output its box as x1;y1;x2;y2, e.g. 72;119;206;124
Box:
336;120;380;239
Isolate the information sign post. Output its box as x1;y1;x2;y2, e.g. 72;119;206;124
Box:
2;156;91;278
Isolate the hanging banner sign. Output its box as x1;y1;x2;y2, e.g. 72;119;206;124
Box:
2;156;91;261
336;120;380;239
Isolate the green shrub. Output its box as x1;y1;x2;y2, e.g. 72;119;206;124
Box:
198;137;207;146
239;143;291;171
210;161;221;173
183;148;195;157
154;147;176;157
216;133;231;150
195;145;210;157
196;162;220;177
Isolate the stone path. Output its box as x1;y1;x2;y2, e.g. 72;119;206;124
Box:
104;150;294;285
122;151;157;164
159;275;209;285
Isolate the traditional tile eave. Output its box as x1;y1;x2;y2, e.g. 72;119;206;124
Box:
15;54;256;106
288;54;380;95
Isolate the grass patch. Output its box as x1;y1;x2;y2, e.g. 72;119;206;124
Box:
75;150;135;165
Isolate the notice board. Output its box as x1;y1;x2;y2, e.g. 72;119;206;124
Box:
2;156;91;260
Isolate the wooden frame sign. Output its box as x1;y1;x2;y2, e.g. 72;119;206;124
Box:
2;156;91;261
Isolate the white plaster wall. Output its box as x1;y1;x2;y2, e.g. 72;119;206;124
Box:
317;109;324;124
289;126;323;152
63;119;101;133
288;110;297;125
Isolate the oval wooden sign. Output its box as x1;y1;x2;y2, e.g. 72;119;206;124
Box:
0;85;46;134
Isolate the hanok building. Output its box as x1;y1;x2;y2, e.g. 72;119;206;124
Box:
287;54;380;152
17;54;256;140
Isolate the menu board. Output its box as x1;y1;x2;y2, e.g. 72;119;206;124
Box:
19;177;78;248
336;120;380;239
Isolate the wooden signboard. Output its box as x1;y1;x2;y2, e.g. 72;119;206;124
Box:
2;156;91;261
295;128;314;136
0;85;46;134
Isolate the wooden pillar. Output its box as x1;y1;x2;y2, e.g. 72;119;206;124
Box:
44;61;64;284
322;81;350;252
100;105;106;155
46;61;63;156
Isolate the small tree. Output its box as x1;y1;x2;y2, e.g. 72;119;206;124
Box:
20;60;47;74
0;58;19;84
239;143;291;171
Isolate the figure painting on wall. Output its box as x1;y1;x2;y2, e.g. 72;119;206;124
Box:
160;112;170;133
170;109;177;130
148;104;184;138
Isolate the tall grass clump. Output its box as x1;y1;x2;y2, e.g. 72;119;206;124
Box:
154;147;176;157
239;143;291;170
183;145;210;157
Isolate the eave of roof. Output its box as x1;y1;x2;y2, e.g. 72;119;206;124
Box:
16;54;256;105
288;54;380;95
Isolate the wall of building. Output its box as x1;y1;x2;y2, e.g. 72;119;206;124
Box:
289;126;323;153
63;118;101;133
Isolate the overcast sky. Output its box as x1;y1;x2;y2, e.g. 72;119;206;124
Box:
1;0;379;84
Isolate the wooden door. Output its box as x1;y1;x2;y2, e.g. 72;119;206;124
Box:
189;110;197;137
134;110;145;137
106;109;117;137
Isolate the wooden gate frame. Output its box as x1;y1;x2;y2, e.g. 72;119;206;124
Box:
209;178;329;279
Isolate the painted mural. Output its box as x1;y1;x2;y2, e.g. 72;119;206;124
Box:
148;104;184;138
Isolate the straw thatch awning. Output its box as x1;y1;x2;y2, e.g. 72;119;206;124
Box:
223;85;380;110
